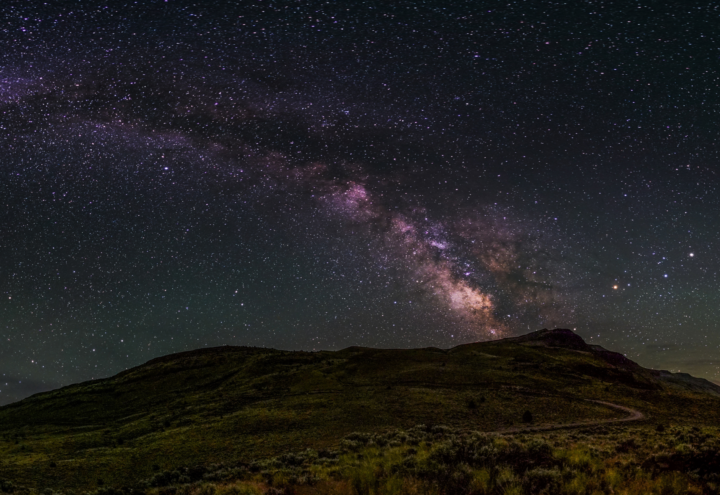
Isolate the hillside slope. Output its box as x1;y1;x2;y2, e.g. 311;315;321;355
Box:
0;329;718;490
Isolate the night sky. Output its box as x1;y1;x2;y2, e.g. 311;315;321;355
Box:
1;0;719;405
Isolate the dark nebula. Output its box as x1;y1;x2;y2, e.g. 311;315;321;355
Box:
1;0;718;404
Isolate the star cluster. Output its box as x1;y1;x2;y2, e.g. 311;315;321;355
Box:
1;0;719;404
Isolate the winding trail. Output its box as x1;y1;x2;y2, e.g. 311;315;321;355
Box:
499;399;645;434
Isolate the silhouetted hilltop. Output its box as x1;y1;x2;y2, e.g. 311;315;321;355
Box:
651;369;720;396
485;328;642;370
500;328;591;351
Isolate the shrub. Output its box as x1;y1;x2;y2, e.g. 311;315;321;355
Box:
526;439;552;458
495;466;519;491
562;446;595;471
406;436;420;446
348;463;380;495
522;467;562;493
341;440;361;452
278;453;305;467
146;470;183;487
345;432;372;444
616;438;639;453
469;468;492;494
446;464;474;495
196;483;216;495
604;468;622;491
674;443;694;455
216;485;262;495
654;472;689;495
317;449;338;459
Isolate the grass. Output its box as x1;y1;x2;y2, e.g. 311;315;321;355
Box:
50;423;717;495
0;330;718;491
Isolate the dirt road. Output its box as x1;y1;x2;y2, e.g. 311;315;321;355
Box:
500;399;645;434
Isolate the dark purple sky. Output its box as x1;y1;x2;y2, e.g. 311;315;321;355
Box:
1;0;718;404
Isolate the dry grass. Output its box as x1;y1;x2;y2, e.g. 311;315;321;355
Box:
39;423;714;495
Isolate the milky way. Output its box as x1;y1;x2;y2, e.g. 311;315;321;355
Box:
1;0;719;404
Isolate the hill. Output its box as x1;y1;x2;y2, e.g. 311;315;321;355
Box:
0;328;719;492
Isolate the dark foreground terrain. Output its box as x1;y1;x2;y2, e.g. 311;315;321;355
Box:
1;329;719;494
